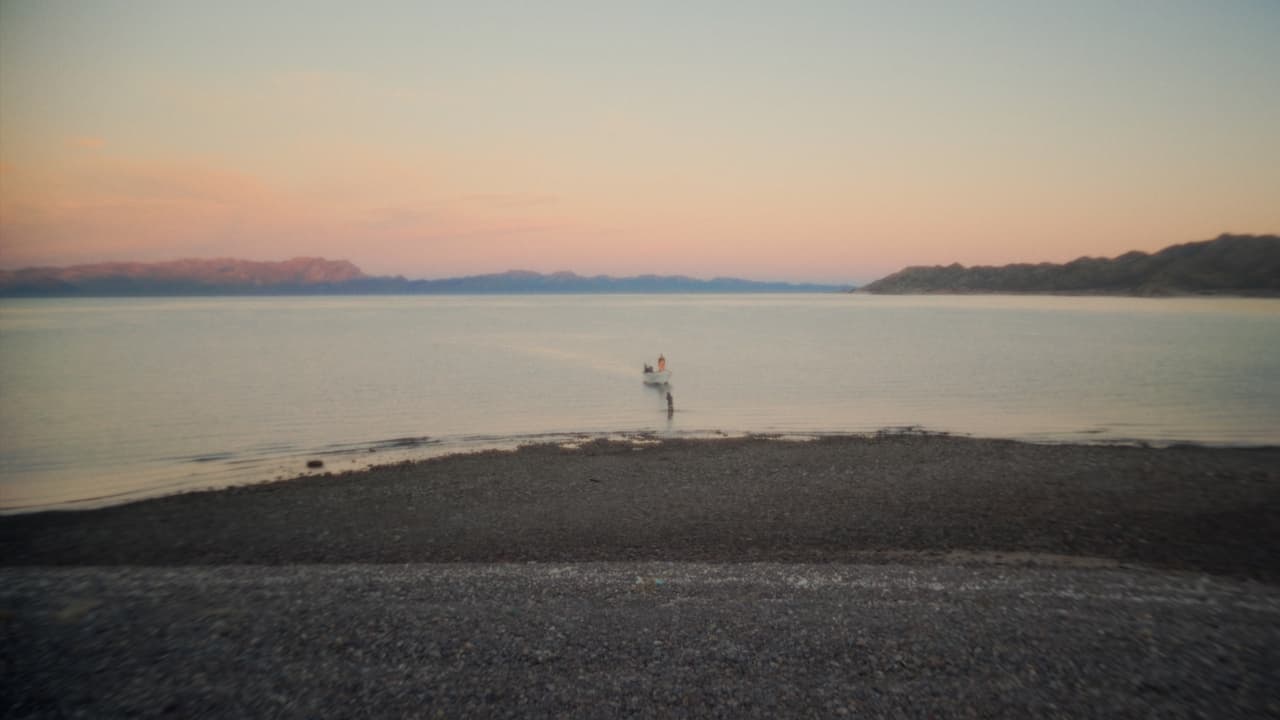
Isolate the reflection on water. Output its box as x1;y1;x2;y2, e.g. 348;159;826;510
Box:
2;294;1278;511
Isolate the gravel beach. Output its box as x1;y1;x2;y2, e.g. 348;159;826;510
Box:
3;435;1278;579
3;434;1279;718
4;563;1279;718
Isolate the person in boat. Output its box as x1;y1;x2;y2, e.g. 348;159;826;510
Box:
657;354;666;372
644;363;654;373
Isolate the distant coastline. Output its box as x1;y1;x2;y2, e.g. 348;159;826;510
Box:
6;232;1278;298
859;233;1280;296
0;261;849;297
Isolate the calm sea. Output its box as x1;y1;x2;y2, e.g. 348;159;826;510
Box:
2;294;1278;512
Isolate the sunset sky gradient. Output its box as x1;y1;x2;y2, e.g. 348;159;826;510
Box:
2;0;1277;283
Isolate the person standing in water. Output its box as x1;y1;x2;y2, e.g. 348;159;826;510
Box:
657;354;666;372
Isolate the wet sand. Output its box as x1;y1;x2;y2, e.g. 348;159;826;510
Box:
3;434;1278;581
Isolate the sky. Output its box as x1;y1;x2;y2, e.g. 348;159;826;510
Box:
1;1;1277;283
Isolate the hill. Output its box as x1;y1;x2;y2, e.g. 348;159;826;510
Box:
0;260;846;296
860;234;1280;296
365;270;843;294
0;258;365;296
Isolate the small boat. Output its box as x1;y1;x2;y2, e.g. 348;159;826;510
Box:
643;369;672;385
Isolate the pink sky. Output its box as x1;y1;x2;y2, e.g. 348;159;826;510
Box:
2;2;1277;283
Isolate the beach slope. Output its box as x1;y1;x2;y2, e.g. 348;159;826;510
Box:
4;435;1277;581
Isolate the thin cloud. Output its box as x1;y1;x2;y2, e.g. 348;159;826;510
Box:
361;206;437;231
66;136;106;151
458;193;560;209
412;223;569;244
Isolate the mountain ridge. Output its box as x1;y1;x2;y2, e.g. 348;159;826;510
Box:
859;234;1280;296
0;257;366;289
0;259;846;296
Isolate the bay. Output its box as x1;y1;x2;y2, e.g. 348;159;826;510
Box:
2;294;1277;512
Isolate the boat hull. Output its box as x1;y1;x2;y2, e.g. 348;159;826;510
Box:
643;370;672;385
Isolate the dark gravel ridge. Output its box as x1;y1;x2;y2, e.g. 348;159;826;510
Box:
3;435;1278;581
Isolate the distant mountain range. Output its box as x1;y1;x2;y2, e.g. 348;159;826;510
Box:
6;233;1274;297
0;258;847;296
860;234;1280;296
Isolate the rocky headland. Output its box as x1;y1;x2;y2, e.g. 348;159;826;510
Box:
860;233;1280;295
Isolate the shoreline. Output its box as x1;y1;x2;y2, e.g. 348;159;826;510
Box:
4;434;1277;582
6;428;1277;516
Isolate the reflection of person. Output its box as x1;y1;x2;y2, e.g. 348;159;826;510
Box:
657;354;666;372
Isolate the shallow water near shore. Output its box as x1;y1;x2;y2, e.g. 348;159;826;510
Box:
2;293;1278;511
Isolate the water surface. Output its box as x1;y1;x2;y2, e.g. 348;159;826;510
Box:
2;294;1277;511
